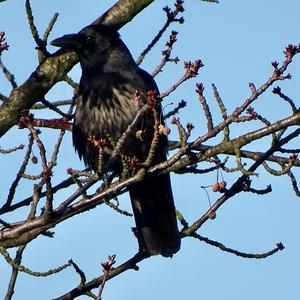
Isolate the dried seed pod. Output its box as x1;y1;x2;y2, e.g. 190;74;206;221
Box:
158;124;171;136
135;130;145;141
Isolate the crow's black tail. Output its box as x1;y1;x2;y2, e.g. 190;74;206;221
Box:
129;173;180;257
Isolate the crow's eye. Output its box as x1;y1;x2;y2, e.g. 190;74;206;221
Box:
85;35;93;42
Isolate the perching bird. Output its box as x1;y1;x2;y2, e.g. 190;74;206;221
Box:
51;25;180;257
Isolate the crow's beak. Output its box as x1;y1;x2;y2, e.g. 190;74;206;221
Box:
51;33;82;49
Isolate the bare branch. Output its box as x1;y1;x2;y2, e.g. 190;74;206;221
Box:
0;144;24;154
32;99;73;110
4;245;26;300
136;1;184;65
54;252;146;300
192;233;284;259
0;244;71;276
25;0;49;59
97;255;116;300
0;55;17;89
2;134;33;210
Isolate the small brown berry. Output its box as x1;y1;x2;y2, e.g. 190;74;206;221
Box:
31;156;38;164
218;181;227;192
212;183;219;192
212;181;227;193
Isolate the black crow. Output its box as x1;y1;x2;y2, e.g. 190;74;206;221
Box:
51;25;180;257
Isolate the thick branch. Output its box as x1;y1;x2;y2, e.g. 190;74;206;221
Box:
93;0;154;28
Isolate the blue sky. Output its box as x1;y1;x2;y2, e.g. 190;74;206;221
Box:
1;1;300;299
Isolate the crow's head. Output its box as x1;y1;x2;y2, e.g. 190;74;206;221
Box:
51;25;127;69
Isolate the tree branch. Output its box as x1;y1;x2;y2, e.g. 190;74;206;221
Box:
53;252;147;300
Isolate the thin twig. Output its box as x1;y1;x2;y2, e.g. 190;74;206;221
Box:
288;170;300;197
163;99;186;119
273;86;298;113
192;233;284;259
20;115;54;213
32;99;73;110
4;245;26;300
2;135;33;210
0;55;17;88
25;0;49;59
39;98;70;118
49;98;76;169
0;176;75;215
97;255;116;300
43;12;59;42
151;30;179;77
69;259;86;285
136;0;184;65
160;60;204;99
196;83;214;131
0;244;71;276
0;144;24;154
